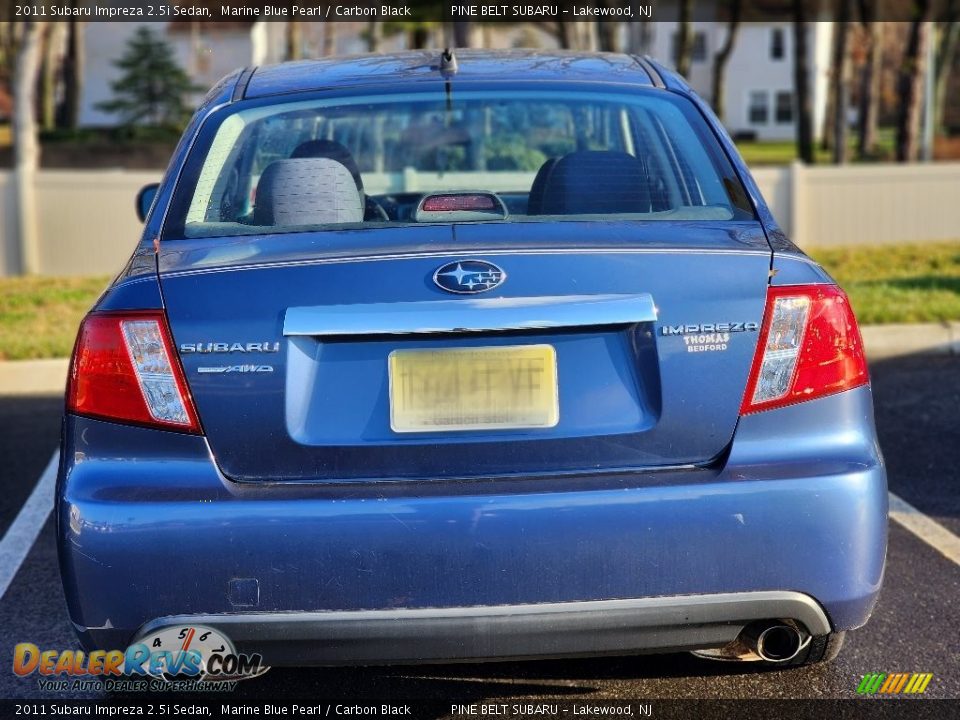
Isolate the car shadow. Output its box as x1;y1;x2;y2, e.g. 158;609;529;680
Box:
221;652;789;701
868;352;960;525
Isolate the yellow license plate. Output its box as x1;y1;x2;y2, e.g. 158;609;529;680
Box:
388;345;559;433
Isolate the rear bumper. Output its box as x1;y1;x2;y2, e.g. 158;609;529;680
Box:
134;592;831;666
57;386;887;661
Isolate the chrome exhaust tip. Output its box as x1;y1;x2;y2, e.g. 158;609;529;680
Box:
744;622;806;663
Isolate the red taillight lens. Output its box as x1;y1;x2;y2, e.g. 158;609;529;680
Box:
421;194;497;212
740;284;868;415
67;311;201;433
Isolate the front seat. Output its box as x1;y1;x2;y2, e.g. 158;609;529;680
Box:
291;139;388;221
538;150;652;215
253;158;363;227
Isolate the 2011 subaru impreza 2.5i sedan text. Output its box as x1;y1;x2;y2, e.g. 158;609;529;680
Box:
58;50;886;670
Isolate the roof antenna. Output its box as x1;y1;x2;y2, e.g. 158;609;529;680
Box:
439;48;458;77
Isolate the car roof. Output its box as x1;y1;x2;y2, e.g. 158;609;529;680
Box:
243;49;660;99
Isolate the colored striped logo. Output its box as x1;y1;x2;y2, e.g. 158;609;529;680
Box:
857;673;934;694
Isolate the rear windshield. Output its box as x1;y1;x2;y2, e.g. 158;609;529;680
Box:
164;87;754;240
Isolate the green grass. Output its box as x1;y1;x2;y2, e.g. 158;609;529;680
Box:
810;241;960;325
736;128;896;165
0;275;109;360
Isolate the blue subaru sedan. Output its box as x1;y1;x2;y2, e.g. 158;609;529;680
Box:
58;50;886;670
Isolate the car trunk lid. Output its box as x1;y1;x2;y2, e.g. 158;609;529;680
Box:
158;222;771;482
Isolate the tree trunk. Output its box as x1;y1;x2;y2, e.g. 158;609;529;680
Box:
831;4;852;163
0;22;21;82
675;0;693;77
410;26;429;50
596;20;620;53
896;8;934;162
13;21;43;275
285;21;302;60
322;15;335;56
793;4;815;164
934;20;959;134
452;21;472;48
366;21;381;52
552;22;571;50
573;22;597;51
39;22;60;132
711;0;741;123
857;21;883;158
60;17;83;130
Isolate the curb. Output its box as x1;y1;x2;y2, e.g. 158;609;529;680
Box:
861;321;960;360
0;323;957;396
0;358;69;396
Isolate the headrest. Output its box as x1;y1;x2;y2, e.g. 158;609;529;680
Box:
527;157;558;215
254;158;363;227
291;139;364;194
539;151;651;215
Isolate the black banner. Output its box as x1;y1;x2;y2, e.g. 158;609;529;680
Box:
1;699;958;720
1;0;945;23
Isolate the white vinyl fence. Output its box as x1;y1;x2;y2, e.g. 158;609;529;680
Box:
0;170;158;277
1;163;958;277
752;162;960;248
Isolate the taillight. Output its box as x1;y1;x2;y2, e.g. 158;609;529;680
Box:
740;284;868;415
67;311;201;433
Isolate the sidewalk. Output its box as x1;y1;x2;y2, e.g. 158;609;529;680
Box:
0;323;958;395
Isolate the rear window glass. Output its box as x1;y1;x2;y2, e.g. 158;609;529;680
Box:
164;88;754;240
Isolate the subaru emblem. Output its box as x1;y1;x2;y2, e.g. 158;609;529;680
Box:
433;260;506;294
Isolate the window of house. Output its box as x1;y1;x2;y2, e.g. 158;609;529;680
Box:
692;32;707;62
670;31;708;64
748;91;769;125
770;28;786;60
775;91;794;124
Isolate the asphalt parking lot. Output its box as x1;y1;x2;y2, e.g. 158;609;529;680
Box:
0;354;957;708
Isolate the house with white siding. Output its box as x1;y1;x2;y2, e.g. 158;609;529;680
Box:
643;20;834;142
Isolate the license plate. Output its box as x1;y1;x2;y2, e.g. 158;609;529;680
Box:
388;345;559;433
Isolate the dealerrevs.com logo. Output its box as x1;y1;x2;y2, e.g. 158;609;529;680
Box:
13;625;268;692
857;672;934;695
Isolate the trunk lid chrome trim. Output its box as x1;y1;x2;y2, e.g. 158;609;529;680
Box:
283;293;657;337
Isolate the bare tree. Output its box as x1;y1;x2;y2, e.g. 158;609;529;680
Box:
711;0;742;123
409;24;430;49
675;0;693;77
39;22;63;132
322;15;336;56
793;1;815;163
573;22;598;51
60;17;83;130
452;21;472;47
896;3;934;162
551;22;571;49
13;21;43;275
596;19;621;53
857;19;883;158
285;21;302;60
830;0;852;163
934;9;959;133
366;21;382;52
